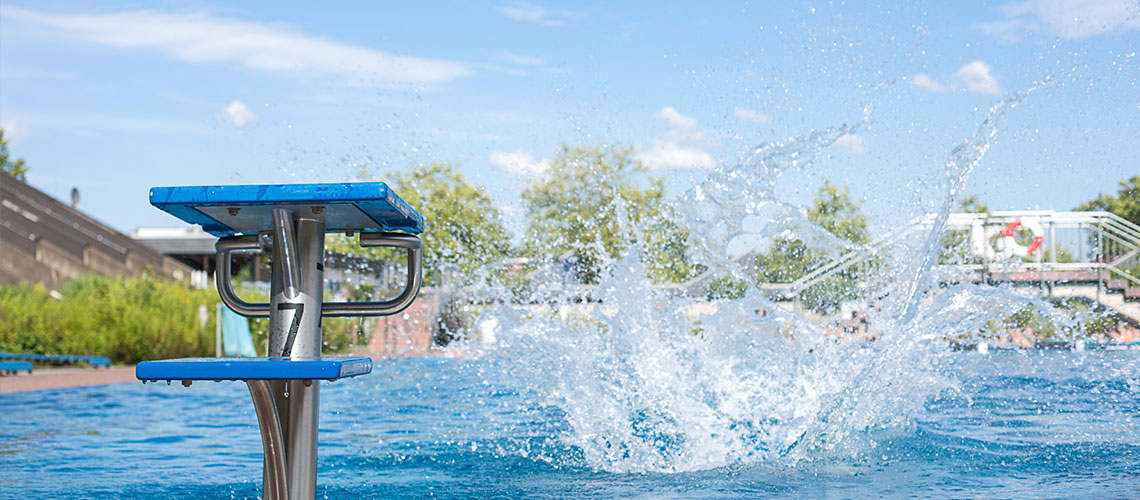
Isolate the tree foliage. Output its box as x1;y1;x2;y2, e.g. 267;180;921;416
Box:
327;163;511;286
806;180;870;245
1077;175;1140;227
1078;176;1140;274
753;182;872;313
938;195;990;264
520;144;693;284
754;238;827;284
0;128;28;181
957;195;989;215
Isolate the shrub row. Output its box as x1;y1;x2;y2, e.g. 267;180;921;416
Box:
0;273;370;365
0;273;218;364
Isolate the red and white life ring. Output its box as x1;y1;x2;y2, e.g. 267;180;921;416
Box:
997;217;1044;258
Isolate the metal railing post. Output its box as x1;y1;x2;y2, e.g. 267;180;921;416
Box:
216;302;223;357
1097;227;1103;307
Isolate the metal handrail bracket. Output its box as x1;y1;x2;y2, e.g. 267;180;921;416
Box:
215;232;423;319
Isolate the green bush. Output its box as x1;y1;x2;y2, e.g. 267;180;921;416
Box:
0;272;218;364
0;272;373;364
706;276;749;301
977;299;1127;341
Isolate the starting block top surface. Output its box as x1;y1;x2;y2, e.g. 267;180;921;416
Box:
136;356;372;381
150;182;424;237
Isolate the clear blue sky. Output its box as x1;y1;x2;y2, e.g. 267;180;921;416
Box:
1;1;1137;236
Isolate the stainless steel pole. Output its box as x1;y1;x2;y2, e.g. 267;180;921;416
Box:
264;210;327;500
283;217;325;500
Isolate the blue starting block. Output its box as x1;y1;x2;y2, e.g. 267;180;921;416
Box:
139;182;424;500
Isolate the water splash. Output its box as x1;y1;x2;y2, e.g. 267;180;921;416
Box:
884;76;1053;329
466;82;1057;473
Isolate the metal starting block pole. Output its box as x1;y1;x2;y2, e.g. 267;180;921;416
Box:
138;182;424;500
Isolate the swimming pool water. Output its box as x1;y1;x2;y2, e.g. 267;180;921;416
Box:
2;350;1138;499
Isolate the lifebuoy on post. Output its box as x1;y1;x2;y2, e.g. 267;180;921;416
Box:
997;217;1044;258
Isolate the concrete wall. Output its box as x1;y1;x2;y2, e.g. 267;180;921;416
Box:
34;239;88;284
1;170;193;289
0;239;59;289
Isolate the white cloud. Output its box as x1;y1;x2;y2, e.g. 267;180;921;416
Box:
653;106;697;131
0;120;29;146
636;106;715;170
951;61;1001;96
495;2;582;26
911;73;951;93
911;61;1001;96
638;142;717;170
490;149;550;177
832;133;868;155
219;100;257;129
0;6;472;85
734;108;772;124
982;0;1140;40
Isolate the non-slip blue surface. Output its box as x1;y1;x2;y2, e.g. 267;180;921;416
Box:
2;352;1138;499
135;356;372;381
149;182;424;237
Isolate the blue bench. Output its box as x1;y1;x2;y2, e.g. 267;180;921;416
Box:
0;351;111;368
0;361;34;375
141;181;424;499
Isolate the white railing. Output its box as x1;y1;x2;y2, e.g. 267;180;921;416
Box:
762;211;1140;301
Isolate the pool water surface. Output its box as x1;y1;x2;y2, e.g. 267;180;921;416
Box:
1;350;1138;499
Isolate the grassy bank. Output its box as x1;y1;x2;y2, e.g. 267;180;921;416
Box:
0;273;369;364
0;273;218;364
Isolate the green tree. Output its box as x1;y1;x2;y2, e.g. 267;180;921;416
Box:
0;128;29;181
752;182;873;313
807;181;870;244
521;144;693;284
957;195;989;215
1077;176;1140;227
938;195;989;264
1078;176;1140;274
328;163;511;286
755;238;826;284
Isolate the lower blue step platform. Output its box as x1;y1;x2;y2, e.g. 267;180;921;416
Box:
136;357;372;382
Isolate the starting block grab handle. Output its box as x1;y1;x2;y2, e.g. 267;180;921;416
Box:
215;232;423;318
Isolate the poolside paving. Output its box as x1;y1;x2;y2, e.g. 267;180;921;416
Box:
0;366;136;393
